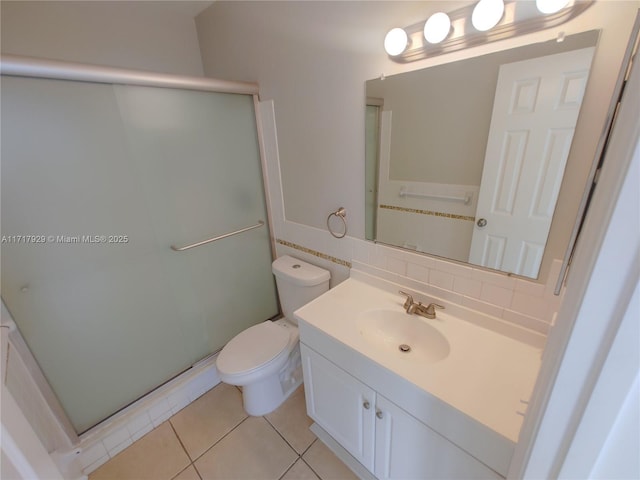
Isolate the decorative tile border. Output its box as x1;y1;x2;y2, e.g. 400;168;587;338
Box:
380;204;476;222
276;239;352;268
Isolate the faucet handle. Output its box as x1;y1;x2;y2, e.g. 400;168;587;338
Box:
398;290;414;309
425;303;445;315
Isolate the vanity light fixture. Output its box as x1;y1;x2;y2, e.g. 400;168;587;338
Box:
536;0;571;14
423;12;451;44
472;0;505;32
384;27;409;56
384;0;593;63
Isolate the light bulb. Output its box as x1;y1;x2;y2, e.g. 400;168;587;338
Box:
424;12;451;44
472;0;505;32
384;28;409;56
536;0;570;14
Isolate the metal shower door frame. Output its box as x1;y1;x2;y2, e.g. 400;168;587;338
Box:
0;54;276;447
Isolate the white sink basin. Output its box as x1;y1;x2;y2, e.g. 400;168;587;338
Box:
356;309;450;364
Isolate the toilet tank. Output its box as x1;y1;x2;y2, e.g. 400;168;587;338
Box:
272;255;330;324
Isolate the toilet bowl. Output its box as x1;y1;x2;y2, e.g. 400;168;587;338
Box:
216;255;330;416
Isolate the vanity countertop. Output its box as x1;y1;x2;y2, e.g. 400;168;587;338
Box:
294;276;542;446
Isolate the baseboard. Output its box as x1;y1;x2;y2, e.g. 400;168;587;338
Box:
75;355;221;475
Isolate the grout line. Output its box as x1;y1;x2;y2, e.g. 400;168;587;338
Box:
263;414;304;457
276;436;320;480
169;383;250;466
300;445;323;480
167;420;203;480
189;414;250;464
277;456;301;480
168;419;194;462
302;460;322;480
170;463;201;480
191;463;204;480
278;461;298;480
300;437;318;457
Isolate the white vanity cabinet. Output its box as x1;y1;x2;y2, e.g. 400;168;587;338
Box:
301;343;376;471
301;344;501;480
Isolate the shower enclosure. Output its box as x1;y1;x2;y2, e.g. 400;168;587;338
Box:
1;58;278;434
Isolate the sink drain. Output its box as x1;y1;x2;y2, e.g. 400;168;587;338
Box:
399;344;411;353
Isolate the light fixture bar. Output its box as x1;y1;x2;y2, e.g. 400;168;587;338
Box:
389;0;593;63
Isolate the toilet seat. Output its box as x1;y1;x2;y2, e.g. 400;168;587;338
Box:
217;321;290;376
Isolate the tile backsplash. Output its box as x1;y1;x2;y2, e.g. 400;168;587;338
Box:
273;222;562;337
350;238;563;336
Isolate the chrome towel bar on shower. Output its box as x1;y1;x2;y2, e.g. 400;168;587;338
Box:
171;220;265;251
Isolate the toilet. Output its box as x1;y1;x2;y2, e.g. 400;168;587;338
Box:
216;255;330;416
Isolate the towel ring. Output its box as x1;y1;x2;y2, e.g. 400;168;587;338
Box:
327;207;347;239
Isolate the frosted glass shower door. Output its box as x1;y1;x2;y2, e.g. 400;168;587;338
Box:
1;76;278;433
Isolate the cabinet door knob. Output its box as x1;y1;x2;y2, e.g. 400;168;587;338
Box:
376;409;383;419
363;400;370;410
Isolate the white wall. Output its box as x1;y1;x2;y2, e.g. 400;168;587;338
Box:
1;1;206;76
195;0;639;285
511;46;640;478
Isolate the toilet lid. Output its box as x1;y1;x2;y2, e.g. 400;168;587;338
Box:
217;321;289;375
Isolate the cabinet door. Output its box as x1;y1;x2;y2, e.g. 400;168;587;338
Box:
301;344;376;472
374;395;502;480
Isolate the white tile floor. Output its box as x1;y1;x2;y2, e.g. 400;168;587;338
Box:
89;383;358;480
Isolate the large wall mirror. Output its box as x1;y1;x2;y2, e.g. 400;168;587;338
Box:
365;30;599;280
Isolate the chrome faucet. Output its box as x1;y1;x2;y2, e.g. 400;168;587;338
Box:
399;291;444;319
